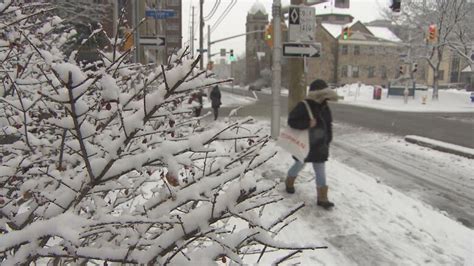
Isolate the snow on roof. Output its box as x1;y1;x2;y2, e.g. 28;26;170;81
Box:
367;26;402;42
315;5;352;16
321;22;401;42
462;65;472;72
249;0;267;15
322;23;343;38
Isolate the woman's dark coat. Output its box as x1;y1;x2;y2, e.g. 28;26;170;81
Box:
210;86;221;108
287;88;338;162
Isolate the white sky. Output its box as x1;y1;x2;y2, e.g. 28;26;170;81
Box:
181;0;392;60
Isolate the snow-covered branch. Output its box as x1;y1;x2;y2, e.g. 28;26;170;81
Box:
0;3;319;265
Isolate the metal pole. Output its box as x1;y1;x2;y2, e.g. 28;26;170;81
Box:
208;24;211;68
199;0;204;69
404;30;412;104
271;0;282;139
113;0;118;39
191;6;195;58
132;0;137;63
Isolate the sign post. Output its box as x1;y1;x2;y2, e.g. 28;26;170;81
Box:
287;3;316;113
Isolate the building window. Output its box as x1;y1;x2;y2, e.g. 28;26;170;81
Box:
341;45;348;55
341;65;348;77
351;66;359;78
354;45;360;55
367;66;375;78
380;66;387;79
438;70;445;80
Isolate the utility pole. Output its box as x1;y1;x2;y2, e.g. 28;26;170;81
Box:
271;0;282;139
199;0;204;69
191;6;195;58
208;24;211;68
132;0;140;63
112;1;118;39
288;0;306;112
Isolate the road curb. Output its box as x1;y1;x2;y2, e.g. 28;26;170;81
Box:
405;135;474;159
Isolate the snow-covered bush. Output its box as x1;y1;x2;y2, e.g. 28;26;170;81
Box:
0;2;321;265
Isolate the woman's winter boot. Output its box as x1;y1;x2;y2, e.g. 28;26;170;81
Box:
317;186;334;209
285;176;296;194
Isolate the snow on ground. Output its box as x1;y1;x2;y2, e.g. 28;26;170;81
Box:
246;120;474;265
214;88;473;265
334;84;474;113
202;90;257;109
245;83;474;113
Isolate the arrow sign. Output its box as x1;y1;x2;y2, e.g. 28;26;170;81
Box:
139;36;166;47
283;42;321;58
145;9;175;19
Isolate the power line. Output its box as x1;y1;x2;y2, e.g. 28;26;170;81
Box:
211;0;237;33
204;0;220;21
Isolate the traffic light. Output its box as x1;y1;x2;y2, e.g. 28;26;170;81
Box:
342;27;350;40
229;49;236;62
412;63;418;73
264;23;273;48
428;24;437;42
399;65;404;75
390;0;401;12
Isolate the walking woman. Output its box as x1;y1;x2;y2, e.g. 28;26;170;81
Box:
285;79;338;209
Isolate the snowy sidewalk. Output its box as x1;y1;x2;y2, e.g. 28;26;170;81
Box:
405;135;474;159
254;139;474;265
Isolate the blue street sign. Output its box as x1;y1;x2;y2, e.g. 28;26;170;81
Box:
145;9;176;19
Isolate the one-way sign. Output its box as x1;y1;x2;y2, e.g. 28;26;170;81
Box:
283;42;321;58
139;36;166;48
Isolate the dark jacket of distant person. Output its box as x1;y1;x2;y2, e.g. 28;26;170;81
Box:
210;85;222;108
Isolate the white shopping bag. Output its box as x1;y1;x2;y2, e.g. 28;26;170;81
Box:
276;127;310;162
276;100;314;162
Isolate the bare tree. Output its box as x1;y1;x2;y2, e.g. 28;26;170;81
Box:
384;0;473;99
0;3;324;265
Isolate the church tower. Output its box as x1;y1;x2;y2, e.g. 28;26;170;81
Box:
245;0;270;85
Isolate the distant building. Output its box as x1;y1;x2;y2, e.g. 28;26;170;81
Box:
245;0;271;85
306;19;426;87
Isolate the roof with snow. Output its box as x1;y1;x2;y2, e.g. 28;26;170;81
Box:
249;0;267;15
367;26;402;42
321;22;401;42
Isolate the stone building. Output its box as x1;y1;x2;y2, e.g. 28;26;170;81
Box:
245;0;272;85
306;17;427;87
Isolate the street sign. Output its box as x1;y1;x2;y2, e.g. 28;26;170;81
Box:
288;5;316;42
220;48;226;57
139;36;166;48
145;9;176;19
283;42;321;58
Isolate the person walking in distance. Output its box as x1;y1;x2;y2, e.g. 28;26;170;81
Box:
210;85;222;120
285;79;338;209
189;89;205;117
